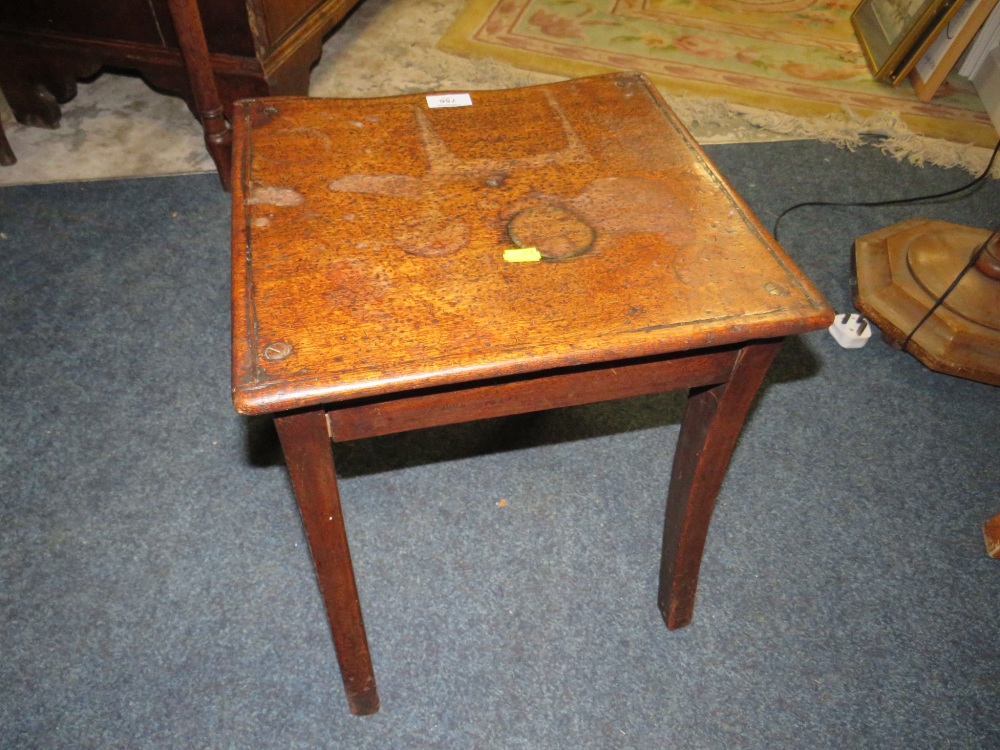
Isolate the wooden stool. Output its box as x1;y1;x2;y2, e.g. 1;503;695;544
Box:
230;73;833;715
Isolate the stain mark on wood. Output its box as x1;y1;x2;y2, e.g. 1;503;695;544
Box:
398;214;470;258
248;185;305;207
415;90;591;177
328;174;422;199
507;205;595;260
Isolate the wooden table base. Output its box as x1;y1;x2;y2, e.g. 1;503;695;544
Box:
230;74;833;714
272;339;781;715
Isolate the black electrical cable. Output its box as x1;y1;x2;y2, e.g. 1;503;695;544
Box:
899;225;1000;352
772;137;1000;242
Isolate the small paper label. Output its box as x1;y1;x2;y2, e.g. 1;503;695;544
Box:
503;247;541;263
426;93;473;109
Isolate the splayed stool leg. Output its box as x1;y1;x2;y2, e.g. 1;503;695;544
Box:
658;341;781;630
274;408;379;716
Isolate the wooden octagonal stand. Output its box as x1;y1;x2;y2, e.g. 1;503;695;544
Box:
854;218;1000;387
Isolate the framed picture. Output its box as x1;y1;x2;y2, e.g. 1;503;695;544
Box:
852;0;967;82
911;0;999;100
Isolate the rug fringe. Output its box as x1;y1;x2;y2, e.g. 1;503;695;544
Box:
669;95;999;178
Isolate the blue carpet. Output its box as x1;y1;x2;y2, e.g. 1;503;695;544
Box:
1;140;998;749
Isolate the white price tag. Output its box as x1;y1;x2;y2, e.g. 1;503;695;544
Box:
426;93;473;109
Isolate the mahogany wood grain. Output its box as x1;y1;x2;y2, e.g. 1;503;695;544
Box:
657;340;781;629
326;348;739;442
274;409;379;716
231;74;834;713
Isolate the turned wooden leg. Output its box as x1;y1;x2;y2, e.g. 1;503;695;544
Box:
658;339;782;630
274;408;379;715
165;0;233;189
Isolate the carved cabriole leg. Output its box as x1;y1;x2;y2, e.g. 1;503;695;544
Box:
273;408;380;715
658;339;782;630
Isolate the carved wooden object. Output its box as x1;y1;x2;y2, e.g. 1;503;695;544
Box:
230;73;833;713
855;219;1000;386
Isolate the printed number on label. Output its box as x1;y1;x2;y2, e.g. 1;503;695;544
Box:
426;93;473;109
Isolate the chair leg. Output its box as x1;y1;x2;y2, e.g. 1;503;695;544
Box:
164;0;232;189
658;340;782;630
274;408;380;715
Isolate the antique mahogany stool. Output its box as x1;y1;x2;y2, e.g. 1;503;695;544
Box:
230;73;833;715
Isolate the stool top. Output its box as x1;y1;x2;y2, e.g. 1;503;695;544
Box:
231;73;831;415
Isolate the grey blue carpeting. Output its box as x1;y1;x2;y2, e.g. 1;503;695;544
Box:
1;140;998;749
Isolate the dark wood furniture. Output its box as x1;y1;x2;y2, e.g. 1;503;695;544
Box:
230;73;834;715
0;0;363;180
0;117;14;165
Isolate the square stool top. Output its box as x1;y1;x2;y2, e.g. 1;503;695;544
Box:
231;73;831;415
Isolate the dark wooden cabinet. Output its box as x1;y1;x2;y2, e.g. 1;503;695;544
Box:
0;0;364;172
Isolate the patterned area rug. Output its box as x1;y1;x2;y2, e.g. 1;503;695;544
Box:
440;0;998;153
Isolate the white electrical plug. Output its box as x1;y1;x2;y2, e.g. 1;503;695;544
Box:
829;312;872;349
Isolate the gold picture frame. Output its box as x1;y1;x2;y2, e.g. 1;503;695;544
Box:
852;0;966;83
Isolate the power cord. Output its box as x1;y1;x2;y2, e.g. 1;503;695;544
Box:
772;137;1000;242
772;138;1000;353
